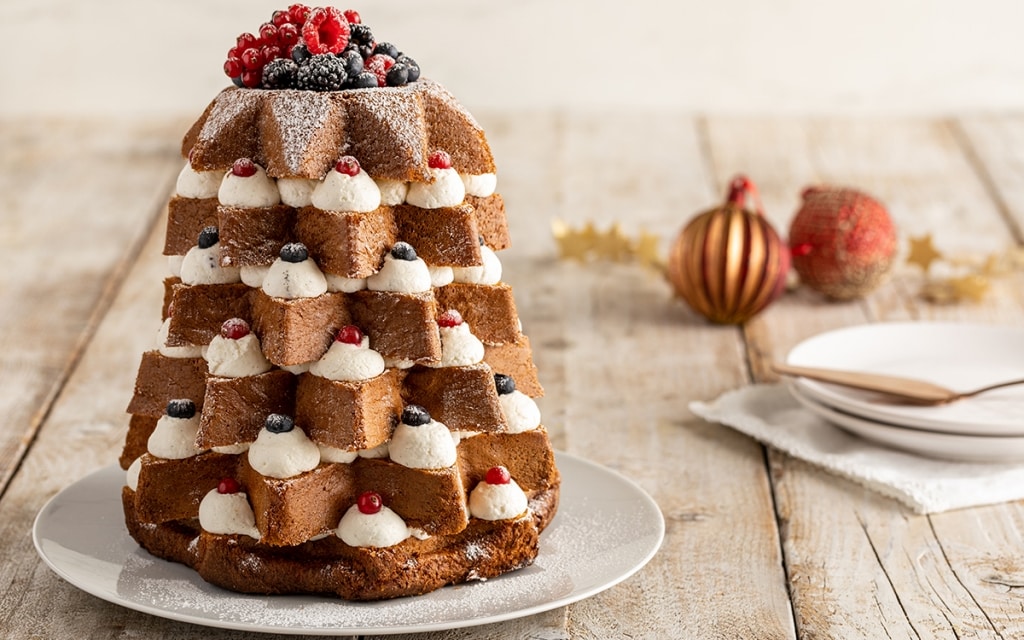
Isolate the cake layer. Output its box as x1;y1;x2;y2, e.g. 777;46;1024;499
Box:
294;370;403;450
434;283;520;346
198;370;296;448
483;335;543;398
126;351;208;417
402;364;507;433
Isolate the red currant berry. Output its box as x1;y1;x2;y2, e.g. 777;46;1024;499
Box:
241;70;262;88
428;150;453;170
344;9;361;24
241;48;263;71
277;23;300;46
224;57;244;78
261;45;282;63
335;155;361;176
288;3;311;24
336;325;363;345
236;32;259;51
486;466;511;485
357;491;383;515
303;6;350;55
365;54;395;87
437;309;463;328
217;477;241;494
220;318;251;340
271;10;292;27
259;22;279;45
228;45;243;59
232;158;258;177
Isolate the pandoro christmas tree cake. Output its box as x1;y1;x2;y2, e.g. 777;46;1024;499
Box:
119;4;560;600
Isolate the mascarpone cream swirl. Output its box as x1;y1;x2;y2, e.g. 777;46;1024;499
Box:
312;166;381;212
167;255;184;278
247;423;321;479
277;177;318;207
461;173;497;198
262;253;328;299
147;413;204;460
205;333;272;378
499;390;542;433
431;322;485;368
376;178;409;206
453;245;502;285
218;162;280;208
428;265;455;288
337;503;410;548
405;167;466;209
325;273;368;293
180;242;241;285
318;443;359;464
199;488;261;539
176;163;222;199
358;442;390;459
156;318;204;358
469;477;529;521
240;264;270;288
125;457;142;491
389;418;457;469
366;251;432;293
212;442;250;455
308;336;385;382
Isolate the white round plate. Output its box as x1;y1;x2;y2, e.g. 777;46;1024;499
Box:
789;383;1024;462
33;452;663;636
786;322;1024;436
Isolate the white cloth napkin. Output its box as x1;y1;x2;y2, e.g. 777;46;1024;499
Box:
690;383;1024;513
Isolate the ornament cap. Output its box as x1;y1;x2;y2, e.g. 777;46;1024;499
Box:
725;174;765;216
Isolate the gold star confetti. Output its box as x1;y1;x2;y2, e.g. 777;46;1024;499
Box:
633;230;664;270
551;219;592;261
949;274;990;302
906;234;943;273
550;220;664;271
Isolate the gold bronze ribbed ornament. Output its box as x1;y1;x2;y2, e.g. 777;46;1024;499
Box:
667;176;790;324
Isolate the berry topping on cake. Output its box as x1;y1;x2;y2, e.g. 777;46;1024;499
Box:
401;404;431;426
279;242;309;263
335;324;363;345
494;373;516;395
302;7;350;54
357;491;383;514
297;53;347;91
347;72;378;89
428;150;452;170
197;226;219;249
365;54;395;87
390;242;417;261
397;55;420;82
166;398;197;419
289;3;312;23
349;23;374;47
220;318;251;340
343;9;361;24
335;156;361;176
338;48;364;76
386;63;410;88
231;158;258;177
291;43;312;64
265;413;295;433
437;309;463;328
262;58;299;89
373;42;400;59
217;477;241;494
485;466;512;485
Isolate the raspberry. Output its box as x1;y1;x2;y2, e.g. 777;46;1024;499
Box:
262;58;298;89
217;478;241;494
437;309;463;328
224;57;243;78
302;7;350;55
296;54;347;91
335;155;361;176
357;491;383;515
365;54;395;87
401;405;431;426
486;466;511;485
288;4;311;24
343;9;361;24
428;150;452;170
220;318;251;340
335;325;363;345
232;158;258;177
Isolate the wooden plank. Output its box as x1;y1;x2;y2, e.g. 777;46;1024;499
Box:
705;116;1024;638
0;118;185;497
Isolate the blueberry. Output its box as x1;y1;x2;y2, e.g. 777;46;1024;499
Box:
231;75;245;88
494;374;516;396
390;242;417;261
385;63;409;87
166;399;197;420
345;72;379;89
358;44;375;60
291;43;311;64
280;242;309;263
373;42;400;59
401;405;431;426
350;24;374;48
338;48;363;77
397;56;420;82
265;413;294;434
197;226;219;249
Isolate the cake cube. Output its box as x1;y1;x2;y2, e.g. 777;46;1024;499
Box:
393;204;482;267
402;364;506;432
164;196;220;256
133;452;235;524
250;290;349;367
484;336;543;397
186;88;265;171
348;290;441;363
218;204;295;267
167;282;252;346
354;458;469;536
294;370;402;450
434;283;520;345
126;351;208;417
259;91;347;179
456;429;560;494
466;194;510;251
419;81;496;175
197;370;297;449
294;206;397;278
342;89;430;182
120;414;158;469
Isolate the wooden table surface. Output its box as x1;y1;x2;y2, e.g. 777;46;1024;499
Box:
4;111;1024;639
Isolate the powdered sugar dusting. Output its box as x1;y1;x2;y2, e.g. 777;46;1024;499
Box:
269;91;335;178
343;87;430;181
196;89;264;147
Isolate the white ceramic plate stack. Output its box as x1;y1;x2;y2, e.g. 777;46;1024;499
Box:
784;322;1024;463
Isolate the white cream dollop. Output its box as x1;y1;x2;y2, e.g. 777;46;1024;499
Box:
205;333;272;378
429;265;454;288
147;414;204;460
312;167;381;212
500;390;542;433
367;252;432;293
218;164;281;208
240;264;271;288
358;441;390;459
199;488;261;539
469;477;529;521
308;336;385;382
406;168;466;209
180;242;241;285
126;457;142;490
389;418;457;469
325;273;368;293
156;318;204;358
431;322;485;368
280;361;313;375
461;173;497;198
167;255;184;278
318;443;359;464
376;179;409;206
176;163;222;199
452;245;502;285
212;442;251;455
247;425;321;479
262;257;328;299
277;177;318;207
337;504;410;547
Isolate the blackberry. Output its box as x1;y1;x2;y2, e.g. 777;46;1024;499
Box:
401;405;431;427
262;58;298;89
279;242;309;263
494;373;517;395
385;63;409;87
373;42;400;59
296;54;347;91
397;55;420;82
338;48;363;77
197;226;219;249
265;413;294;434
349;23;374;48
391;242;417;261
167;399;197;420
344;71;379;89
291;43;312;64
